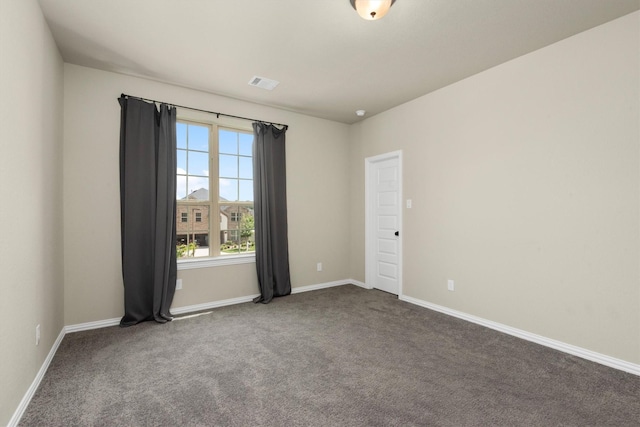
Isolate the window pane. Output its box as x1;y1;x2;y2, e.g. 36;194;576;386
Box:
188;151;209;176
177;206;188;231
176;205;210;258
188;125;209;151
177;149;187;173
239;133;253;156
186;177;209;199
239;157;252;179
220;205;231;224
177;175;187;200
220;204;235;253
219;130;237;154
239;180;253;202
220;178;238;201
219;154;238;178
177;123;187;149
219;205;254;255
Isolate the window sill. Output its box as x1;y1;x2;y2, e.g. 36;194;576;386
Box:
177;254;256;270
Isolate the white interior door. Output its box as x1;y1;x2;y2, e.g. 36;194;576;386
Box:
366;152;402;295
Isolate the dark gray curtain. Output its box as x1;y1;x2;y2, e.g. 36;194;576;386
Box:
118;96;177;326
252;122;291;303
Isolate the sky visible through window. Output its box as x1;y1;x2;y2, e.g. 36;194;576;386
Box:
176;123;253;202
219;129;253;202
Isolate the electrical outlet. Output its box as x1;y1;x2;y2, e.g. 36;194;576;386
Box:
447;279;454;291
36;324;41;346
176;279;183;290
406;199;412;209
317;262;323;272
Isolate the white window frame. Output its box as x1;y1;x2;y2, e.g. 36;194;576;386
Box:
176;115;255;270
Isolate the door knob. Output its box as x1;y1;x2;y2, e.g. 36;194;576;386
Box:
394;231;399;236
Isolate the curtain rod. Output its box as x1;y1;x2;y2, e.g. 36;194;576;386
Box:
120;93;288;129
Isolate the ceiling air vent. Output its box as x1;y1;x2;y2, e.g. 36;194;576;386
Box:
248;76;279;91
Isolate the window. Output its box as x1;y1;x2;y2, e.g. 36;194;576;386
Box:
176;120;254;260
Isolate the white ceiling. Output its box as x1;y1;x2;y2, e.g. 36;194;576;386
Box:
37;0;639;124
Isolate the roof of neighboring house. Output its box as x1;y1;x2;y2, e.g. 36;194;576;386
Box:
183;188;209;201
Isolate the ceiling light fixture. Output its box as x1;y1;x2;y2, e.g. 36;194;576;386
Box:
356;110;366;117
350;0;396;21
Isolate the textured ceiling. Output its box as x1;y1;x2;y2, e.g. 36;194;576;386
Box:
37;0;639;124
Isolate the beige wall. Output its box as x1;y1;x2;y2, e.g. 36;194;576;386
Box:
63;64;351;325
350;12;640;363
0;0;64;424
3;4;639;423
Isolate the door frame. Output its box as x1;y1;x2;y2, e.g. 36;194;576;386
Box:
365;150;403;297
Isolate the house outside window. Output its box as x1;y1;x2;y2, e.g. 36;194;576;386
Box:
176;120;255;259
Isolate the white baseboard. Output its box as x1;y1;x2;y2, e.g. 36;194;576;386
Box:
399;294;640;377
65;317;121;333
7;328;66;427
67;283;638;376
291;279;365;294
348;279;369;289
174;279;367;312
64;280;368;333
171;294;260;315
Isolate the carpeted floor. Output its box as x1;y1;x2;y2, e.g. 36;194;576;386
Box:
19;285;640;426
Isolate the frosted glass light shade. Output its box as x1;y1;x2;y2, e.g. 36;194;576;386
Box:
351;0;395;21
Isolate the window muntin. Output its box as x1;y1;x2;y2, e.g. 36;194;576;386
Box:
176;121;254;260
